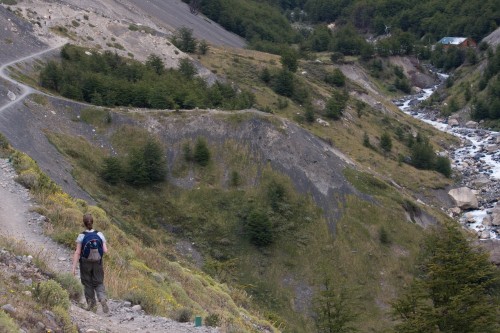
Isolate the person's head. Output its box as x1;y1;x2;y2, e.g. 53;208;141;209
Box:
83;213;93;230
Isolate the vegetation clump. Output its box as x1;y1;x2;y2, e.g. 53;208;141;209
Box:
392;223;500;333
101;137;167;187
39;44;255;110
33;280;71;310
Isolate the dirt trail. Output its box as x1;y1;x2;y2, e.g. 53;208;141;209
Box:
0;159;72;273
0;160;220;331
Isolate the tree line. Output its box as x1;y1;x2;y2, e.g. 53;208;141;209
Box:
185;0;498;54
472;46;500;122
39;44;254;110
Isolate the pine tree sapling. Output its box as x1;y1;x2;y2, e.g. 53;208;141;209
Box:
101;156;122;185
380;132;392;153
194;137;210;167
146;54;165;75
314;278;358;333
246;208;274;247
362;132;372;148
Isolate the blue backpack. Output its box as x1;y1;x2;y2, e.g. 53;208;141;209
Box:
81;230;104;262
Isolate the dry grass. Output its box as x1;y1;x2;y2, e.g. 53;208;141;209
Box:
5;144;277;332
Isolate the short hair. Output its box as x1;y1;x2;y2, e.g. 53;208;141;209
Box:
83;213;94;230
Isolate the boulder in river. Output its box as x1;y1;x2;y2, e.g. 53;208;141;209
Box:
448;187;479;210
479;230;490;239
482;215;492;226
491;206;500;226
465;121;478;128
470;175;491;188
485;144;498;153
448;118;459;127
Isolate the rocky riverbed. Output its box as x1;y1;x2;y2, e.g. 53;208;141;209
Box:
394;82;500;241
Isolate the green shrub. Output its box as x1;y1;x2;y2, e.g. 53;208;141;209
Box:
324;68;346;87
15;170;39;189
177;307;193;322
379;226;391;245
52;305;78;333
198;40;209;55
52;230;77;248
171;27;197;53
435;156;452;178
101;156;123;185
380;132;392;153
0;310;20;332
124;289;159;314
325;90;348;120
246;209;274;247
0;133;10;150
33;280;70;310
55;273;83;301
205;313;221;327
230;171;241;187
194;138;210;167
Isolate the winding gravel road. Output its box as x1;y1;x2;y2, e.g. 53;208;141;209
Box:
0;43;65;114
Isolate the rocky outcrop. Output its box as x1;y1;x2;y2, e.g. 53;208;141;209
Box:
448;187;479;210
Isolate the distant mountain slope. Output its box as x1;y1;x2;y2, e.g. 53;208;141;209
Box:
191;0;499;46
483;27;500;47
0;6;47;64
126;0;246;48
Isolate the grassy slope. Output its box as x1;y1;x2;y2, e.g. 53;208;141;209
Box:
15;43;461;332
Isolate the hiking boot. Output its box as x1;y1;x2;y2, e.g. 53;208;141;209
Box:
86;301;97;313
100;299;109;314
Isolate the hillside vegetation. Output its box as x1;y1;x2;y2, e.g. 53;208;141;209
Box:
20;40;469;331
185;0;499;50
2;0;500;331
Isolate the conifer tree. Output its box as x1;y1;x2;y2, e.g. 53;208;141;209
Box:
314;277;358;333
142;138;167;183
392;223;500;333
126;139;167;186
101;156;122;185
194;137;210;167
380;132;392;153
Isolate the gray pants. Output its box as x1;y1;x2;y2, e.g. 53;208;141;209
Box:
79;258;106;304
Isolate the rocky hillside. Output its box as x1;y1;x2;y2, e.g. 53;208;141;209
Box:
1;0;499;332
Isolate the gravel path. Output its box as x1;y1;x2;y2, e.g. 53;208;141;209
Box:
0;158;221;332
0;159;72;273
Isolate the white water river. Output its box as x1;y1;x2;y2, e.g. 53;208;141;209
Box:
395;76;500;240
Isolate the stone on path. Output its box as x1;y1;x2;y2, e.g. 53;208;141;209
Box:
7;90;16;101
1;304;16;314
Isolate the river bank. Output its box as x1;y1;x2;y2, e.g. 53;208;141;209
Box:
394;79;500;241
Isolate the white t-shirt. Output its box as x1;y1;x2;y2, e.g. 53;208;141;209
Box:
76;229;106;244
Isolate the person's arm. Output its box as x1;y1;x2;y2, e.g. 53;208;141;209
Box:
99;232;108;254
72;242;82;276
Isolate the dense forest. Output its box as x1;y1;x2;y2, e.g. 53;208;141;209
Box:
184;0;499;49
473;46;500;121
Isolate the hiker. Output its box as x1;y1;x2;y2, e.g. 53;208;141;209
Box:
72;213;109;313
